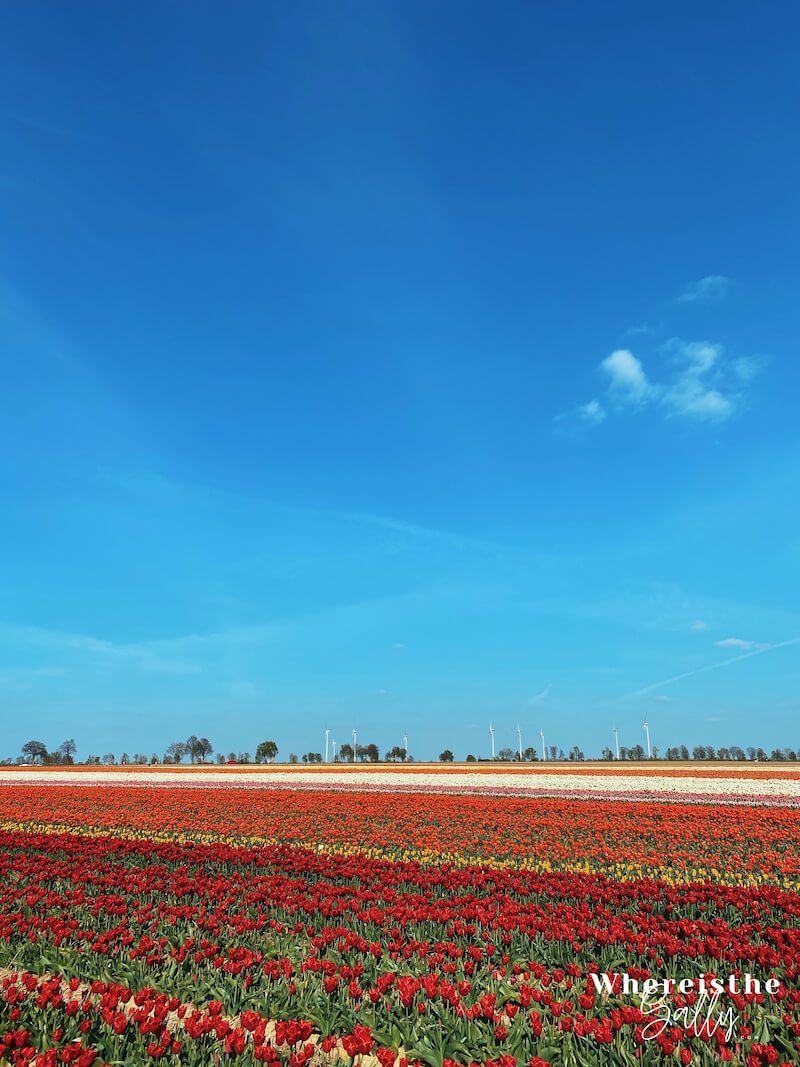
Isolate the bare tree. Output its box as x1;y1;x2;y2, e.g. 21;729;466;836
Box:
21;741;47;764
57;739;77;765
165;741;187;764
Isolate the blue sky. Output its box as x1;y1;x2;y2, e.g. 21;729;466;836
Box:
2;2;799;761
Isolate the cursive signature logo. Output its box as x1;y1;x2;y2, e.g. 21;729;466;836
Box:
589;972;781;1044
639;988;737;1043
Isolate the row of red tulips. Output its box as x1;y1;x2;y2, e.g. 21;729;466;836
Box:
3;785;800;885
1;829;799;1064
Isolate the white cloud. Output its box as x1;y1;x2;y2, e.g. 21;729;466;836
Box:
528;686;550;705
569;335;760;430
601;349;651;402
556;400;606;429
677;275;734;303
391;642;405;649
672;340;722;374
665;379;733;421
578;399;606;425
660;338;736;421
715;637;770;652
691;620;709;631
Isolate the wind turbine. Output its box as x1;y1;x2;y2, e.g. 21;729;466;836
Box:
643;719;652;759
539;729;546;761
352;728;357;762
613;726;620;760
517;724;523;760
488;722;495;759
403;732;409;760
324;727;330;764
332;738;337;761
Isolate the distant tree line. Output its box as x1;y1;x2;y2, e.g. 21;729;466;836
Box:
6;738;800;765
599;744;799;762
464;746;584;762
667;745;798;762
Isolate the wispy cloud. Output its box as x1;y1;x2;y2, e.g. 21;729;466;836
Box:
613;635;800;702
0;665;65;693
321;509;507;557
0;623;202;675
108;467;514;563
3;107;75;139
660;339;735;421
577;399;606;425
670;340;721;375
677;275;734;304
691;620;709;631
715;637;770;652
623;322;661;339
556;400;606;429
228;681;258;698
665;380;732;421
528;686;550;705
0;281;102;380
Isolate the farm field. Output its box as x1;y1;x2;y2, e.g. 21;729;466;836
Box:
3;764;800;805
1;770;800;1066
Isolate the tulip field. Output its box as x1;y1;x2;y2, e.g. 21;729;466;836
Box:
1;769;800;1066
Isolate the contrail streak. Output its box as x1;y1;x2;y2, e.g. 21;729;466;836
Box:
614;636;800;703
528;686;550;705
